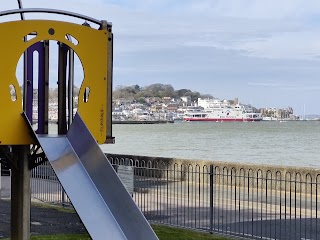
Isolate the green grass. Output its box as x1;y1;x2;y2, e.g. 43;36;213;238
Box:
4;225;230;240
152;224;230;240
30;235;89;240
31;201;75;214
7;202;229;239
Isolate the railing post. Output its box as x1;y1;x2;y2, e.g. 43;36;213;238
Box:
210;164;214;233
62;189;66;205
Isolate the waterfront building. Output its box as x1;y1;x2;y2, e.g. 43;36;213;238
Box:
260;107;295;120
165;103;179;112
150;104;163;112
180;96;191;106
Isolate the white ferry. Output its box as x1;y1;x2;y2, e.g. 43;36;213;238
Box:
183;104;262;122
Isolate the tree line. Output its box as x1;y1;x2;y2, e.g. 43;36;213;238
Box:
113;83;213;102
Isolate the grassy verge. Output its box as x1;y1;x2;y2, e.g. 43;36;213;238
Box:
31;200;75;214
28;235;89;240
3;202;230;239
4;225;230;240
152;224;230;240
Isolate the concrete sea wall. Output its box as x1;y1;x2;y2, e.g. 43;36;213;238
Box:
106;153;320;194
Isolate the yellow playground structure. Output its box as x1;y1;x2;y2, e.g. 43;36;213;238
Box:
0;2;158;240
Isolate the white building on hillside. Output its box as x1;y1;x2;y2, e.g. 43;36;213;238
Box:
180;96;191;106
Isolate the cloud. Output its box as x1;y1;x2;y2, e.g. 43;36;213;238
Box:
2;0;320;60
1;1;320;114
178;0;320;20
109;1;320;61
248;82;302;88
248;82;320;91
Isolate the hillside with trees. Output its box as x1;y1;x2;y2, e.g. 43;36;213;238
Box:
113;83;213;102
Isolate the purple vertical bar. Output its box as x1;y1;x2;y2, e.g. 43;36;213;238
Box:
36;42;46;134
26;42;45;131
57;43;69;135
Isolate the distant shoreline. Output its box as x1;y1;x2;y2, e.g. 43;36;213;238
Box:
32;118;319;125
32;120;175;124
112;120;174;124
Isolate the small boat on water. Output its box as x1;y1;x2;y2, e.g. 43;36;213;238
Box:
183;104;262;122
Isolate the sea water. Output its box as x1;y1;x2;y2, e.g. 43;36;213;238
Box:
48;121;320;168
100;121;320;168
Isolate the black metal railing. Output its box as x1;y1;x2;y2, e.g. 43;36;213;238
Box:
30;154;320;240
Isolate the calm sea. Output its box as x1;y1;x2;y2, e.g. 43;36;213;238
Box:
100;121;320;168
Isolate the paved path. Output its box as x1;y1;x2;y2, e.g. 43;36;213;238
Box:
1;176;10;199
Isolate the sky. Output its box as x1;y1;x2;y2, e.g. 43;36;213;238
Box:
2;0;320;115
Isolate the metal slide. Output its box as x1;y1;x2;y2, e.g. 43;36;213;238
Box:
29;113;158;240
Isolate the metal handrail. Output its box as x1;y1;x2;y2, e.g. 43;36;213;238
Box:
0;8;111;26
17;0;25;20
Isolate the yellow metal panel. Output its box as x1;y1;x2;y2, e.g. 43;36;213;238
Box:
0;20;109;145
